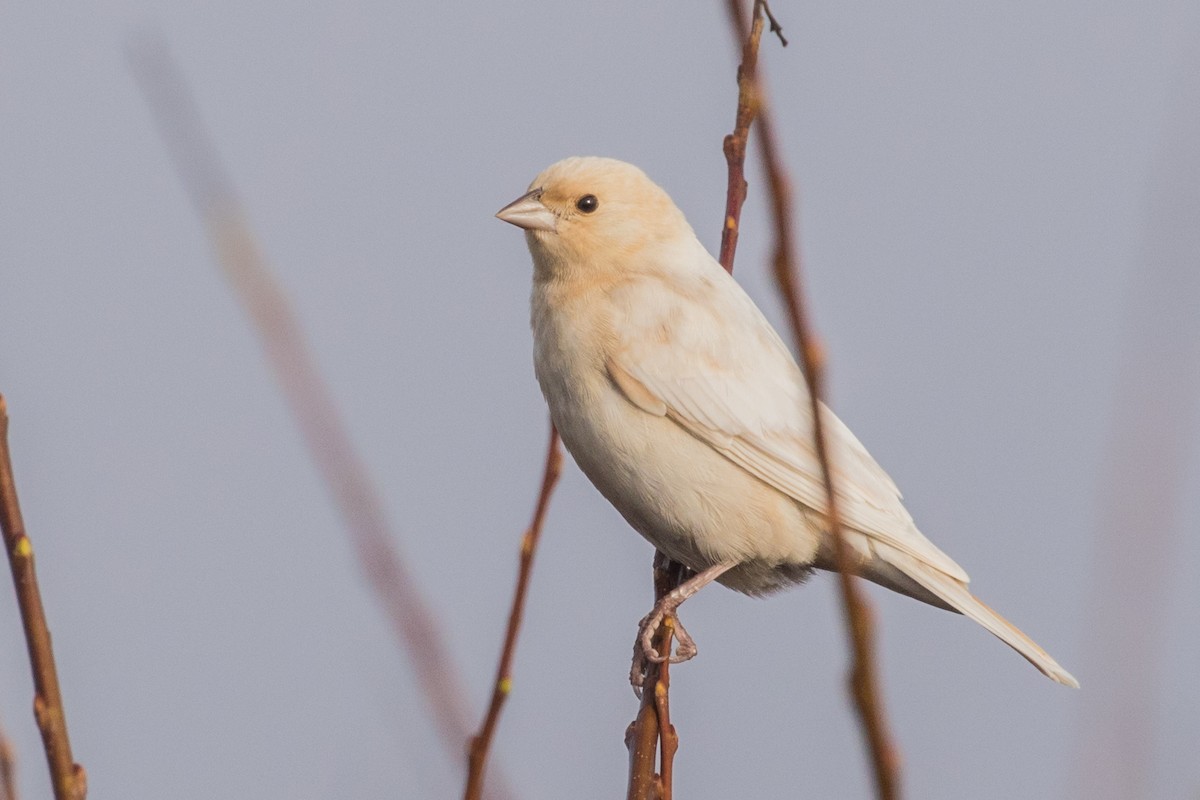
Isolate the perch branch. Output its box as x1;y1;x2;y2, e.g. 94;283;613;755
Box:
463;425;563;800
125;38;513;797
626;554;691;800
0;398;86;800
651;677;677;800
725;1;904;796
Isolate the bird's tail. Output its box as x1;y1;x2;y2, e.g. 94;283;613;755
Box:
870;543;1079;688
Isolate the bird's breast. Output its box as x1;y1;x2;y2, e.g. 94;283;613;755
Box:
528;282;821;591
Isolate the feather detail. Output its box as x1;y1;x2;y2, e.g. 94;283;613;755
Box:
872;543;1080;688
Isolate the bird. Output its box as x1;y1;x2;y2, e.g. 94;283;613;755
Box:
496;156;1078;690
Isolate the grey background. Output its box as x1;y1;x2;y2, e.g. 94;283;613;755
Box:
2;1;1198;798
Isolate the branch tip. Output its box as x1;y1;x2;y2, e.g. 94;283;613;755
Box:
759;0;788;47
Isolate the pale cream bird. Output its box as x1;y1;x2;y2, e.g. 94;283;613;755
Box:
496;156;1078;690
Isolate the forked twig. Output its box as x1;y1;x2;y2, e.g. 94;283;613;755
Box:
125;38;509;796
725;1;903;796
625;7;768;797
463;425;562;800
0;398;86;800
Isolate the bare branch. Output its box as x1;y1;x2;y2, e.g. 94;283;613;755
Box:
0;398;87;800
650;629;679;800
463;425;563;800
625;554;691;800
718;0;765;273
724;1;903;796
125;37;507;794
625;679;660;800
761;1;788;47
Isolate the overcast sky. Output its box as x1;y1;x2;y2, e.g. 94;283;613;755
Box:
2;2;1198;798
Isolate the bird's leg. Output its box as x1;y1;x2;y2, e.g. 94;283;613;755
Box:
630;561;736;690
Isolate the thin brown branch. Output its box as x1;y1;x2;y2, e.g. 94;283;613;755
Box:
463;425;562;800
625;554;691;800
726;1;903;796
125;37;511;796
718;2;765;272
0;718;19;800
624;674;660;800
0;398;86;800
761;1;788;47
624;8;770;797
622;568;675;800
651;636;679;800
755;98;903;800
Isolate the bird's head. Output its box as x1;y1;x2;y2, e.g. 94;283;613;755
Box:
496;157;695;282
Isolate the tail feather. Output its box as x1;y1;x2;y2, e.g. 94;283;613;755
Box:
873;543;1080;688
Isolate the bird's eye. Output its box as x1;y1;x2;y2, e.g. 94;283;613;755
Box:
576;194;599;213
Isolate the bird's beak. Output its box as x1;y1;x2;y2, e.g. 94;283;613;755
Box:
496;189;557;233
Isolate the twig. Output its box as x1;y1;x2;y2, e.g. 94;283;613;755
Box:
650;622;679;800
625;683;660;800
623;8;769;798
625;555;691;800
0;718;18;800
755;91;903;800
725;1;903;797
125;37;510;796
0;398;86;800
717;0;766;272
761;2;788;47
463;425;562;800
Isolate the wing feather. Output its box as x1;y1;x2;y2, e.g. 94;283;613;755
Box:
607;272;970;584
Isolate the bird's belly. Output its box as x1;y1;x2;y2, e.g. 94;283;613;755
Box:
550;380;822;595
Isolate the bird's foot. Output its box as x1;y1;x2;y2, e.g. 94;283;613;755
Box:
629;603;697;696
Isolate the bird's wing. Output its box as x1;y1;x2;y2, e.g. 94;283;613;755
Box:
606;272;969;583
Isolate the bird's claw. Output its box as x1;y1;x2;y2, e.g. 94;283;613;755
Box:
629;608;698;696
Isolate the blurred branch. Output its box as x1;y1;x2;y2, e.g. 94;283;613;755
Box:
125;37;511;796
463;424;562;800
1071;30;1200;799
1;718;18;800
724;1;903;797
0;398;86;800
625;6;768;798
